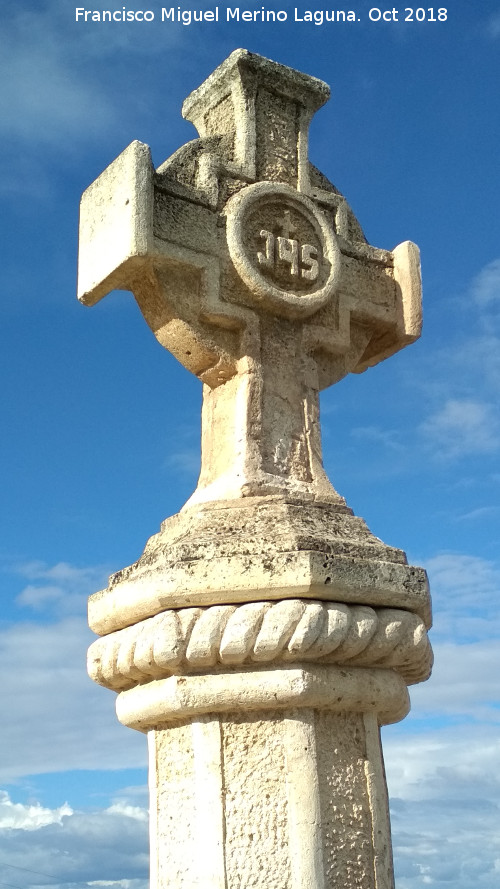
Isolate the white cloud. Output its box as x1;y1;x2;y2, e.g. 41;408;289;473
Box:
0;534;497;889
111;784;149;808
385;723;500;889
333;256;500;476
0;790;72;830
0;559;146;782
384;723;500;802
425;552;500;605
87;880;149;889
106;803;148;823
419;398;500;459
0;2;191;197
392;799;500;889
383;549;500;887
403;257;500;466
396;553;500;717
0;791;149;889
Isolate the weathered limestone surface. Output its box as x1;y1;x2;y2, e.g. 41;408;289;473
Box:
148;709;396;889
80;50;432;889
87;497;431;635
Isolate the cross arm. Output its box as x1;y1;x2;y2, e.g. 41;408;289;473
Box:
352;239;422;373
77;140;154;307
77;139;250;387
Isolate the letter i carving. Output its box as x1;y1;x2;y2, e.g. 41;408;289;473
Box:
257;230;275;268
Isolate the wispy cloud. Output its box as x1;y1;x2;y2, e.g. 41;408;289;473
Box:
423;552;500;642
402;552;500;746
385;723;500;801
0;2;201;153
471;258;500;308
401;256;500;466
456;505;500;522
426;551;500;604
164;449;201;476
419;398;500;459
0;2;195;199
385;544;500;889
350;425;404;452
0;614;146;781
87;882;148;888
486;11;500;38
13;560;110;616
387;553;500;884
0;11;115;149
411;639;500;720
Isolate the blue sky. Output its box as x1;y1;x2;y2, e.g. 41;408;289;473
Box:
1;1;499;887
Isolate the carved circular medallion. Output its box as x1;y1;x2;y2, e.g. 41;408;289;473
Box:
225;182;341;319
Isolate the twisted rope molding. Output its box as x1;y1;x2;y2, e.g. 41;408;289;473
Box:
88;599;432;691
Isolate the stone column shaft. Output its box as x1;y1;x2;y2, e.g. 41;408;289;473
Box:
116;665;407;889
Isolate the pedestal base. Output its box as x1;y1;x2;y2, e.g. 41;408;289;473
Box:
86;497;431;889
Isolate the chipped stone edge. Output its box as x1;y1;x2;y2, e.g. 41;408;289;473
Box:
88;550;432;636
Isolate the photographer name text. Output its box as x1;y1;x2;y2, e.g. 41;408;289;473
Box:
75;7;449;25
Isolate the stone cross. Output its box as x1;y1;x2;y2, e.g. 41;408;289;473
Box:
80;50;432;889
78;49;421;509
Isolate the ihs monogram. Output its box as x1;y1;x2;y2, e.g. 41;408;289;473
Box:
256;210;320;282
